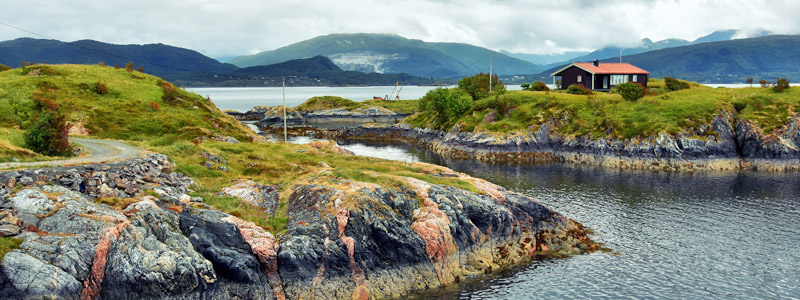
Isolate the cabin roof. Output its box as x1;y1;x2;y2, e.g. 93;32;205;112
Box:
551;62;650;76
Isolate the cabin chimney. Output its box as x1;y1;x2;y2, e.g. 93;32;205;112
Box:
593;59;599;66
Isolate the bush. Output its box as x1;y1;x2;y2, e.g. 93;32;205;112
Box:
566;84;593;95
457;73;506;100
418;88;473;126
159;80;181;101
125;62;134;72
773;78;790;93
759;79;769;88
94;82;108;95
0;64;11;72
613;82;646;101
528;81;550;92
664;77;690;91
24;111;73;156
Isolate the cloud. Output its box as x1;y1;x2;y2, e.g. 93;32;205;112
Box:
1;0;797;58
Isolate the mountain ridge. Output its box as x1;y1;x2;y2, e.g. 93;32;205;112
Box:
229;33;542;78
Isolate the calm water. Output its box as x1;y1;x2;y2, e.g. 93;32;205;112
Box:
285;137;800;300
188;85;524;112
208;88;800;299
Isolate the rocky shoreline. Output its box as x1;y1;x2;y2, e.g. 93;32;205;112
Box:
0;154;597;299
260;111;800;172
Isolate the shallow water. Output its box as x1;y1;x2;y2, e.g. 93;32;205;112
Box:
288;137;800;299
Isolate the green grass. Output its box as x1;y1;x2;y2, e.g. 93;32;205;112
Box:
407;81;800;139
294;95;418;114
0;237;23;262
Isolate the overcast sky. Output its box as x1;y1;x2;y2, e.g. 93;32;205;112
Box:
1;0;798;59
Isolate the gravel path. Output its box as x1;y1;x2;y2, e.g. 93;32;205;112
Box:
0;137;145;169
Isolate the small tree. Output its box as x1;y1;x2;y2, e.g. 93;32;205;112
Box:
759;79;769;88
125;62;134;72
613;82;645;101
520;83;530;90
457;73;506;100
138;66;144;73
746;77;754;87
24;111;73;156
418;88;473;129
98;61;105;67
773;78;790;93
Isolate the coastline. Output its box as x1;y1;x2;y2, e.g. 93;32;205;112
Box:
257;111;800;173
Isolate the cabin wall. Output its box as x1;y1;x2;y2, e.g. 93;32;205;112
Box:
556;66;592;89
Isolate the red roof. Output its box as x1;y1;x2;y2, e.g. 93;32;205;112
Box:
572;62;649;75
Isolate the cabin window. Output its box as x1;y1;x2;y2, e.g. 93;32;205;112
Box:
577;76;582;83
610;75;626;85
633;75;638;82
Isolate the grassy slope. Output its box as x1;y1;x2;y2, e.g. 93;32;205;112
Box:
0;64;472;234
407;79;800;139
294;95;419;114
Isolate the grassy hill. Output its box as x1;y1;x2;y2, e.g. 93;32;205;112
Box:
0;64;473;233
407;78;800;139
229;33;540;78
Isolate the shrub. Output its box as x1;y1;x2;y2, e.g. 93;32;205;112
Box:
98;62;105;67
733;100;747;112
125;62;134;72
159;80;181;101
613;82;645;101
664;77;690;91
150;101;160;111
520;83;530;90
0;64;11;72
566;84;593;95
530;81;550;92
457;73;506;100
773;78;790;93
746;77;754;86
24;111;73;156
138;66;144;73
759;79;769;88
418;88;473;127
94;82;108;95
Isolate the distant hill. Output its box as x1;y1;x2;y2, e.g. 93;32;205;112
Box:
537;35;800;83
508;29;774;68
0;38;238;80
0;38;434;86
229;33;541;78
231;55;433;86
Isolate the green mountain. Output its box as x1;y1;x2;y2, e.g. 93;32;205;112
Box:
0;38;433;86
0;38;238;81
537;35;800;83
230;55;433;86
229;33;541;78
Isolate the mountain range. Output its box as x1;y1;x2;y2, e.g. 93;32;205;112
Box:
229;33;540;78
1;29;798;85
0;38;433;86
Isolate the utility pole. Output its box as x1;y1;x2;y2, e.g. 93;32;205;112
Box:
282;78;287;143
489;54;493;93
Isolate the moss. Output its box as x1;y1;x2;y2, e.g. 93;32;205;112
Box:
0;237;23;262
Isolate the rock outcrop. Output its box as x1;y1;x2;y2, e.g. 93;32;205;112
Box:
0;154;596;299
257;107;410;129
297;112;800;172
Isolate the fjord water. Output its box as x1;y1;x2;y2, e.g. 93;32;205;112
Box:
203;88;799;299
290;138;800;299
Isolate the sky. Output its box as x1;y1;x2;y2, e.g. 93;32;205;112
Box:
1;0;798;59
